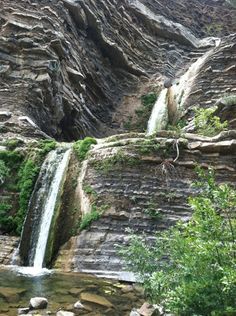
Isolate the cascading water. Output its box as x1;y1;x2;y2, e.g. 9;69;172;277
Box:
146;38;221;135
146;88;169;135
19;146;71;274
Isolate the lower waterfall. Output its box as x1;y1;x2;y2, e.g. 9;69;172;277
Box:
146;88;169;135
19;146;71;273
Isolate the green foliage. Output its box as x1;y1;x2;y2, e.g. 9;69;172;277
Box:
83;184;98;199
4;139;23;150
0;202;14;232
0;160;10;185
136;93;157;128
120;168;236;315
93;150;140;173
38;139;57;157
144;200;162;219
167;119;187;135
0;150;24;169
193;106;228;136
79;205;102;231
73;137;97;161
15;159;40;235
137;138;161;155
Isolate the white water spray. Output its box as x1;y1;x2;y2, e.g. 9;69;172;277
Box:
33;148;71;269
146;88;169;135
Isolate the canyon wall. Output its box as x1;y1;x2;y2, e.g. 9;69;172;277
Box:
0;0;236;274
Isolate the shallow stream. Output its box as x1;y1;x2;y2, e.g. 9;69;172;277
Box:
0;268;144;316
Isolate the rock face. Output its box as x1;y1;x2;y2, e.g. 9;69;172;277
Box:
55;131;236;275
0;236;19;265
0;0;236;276
29;297;48;309
0;0;235;140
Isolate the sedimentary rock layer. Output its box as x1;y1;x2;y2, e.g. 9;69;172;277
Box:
0;0;235;140
55;131;236;276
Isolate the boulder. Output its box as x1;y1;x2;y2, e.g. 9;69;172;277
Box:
138;302;161;316
80;292;113;307
18;307;30;315
130;309;141;316
29;297;48;309
0;287;26;303
56;311;75;316
73;301;85;309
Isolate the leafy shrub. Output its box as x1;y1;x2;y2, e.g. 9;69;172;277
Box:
79;206;101;231
93;150;139;173
0;202;14;232
0;160;10;185
15;159;40;235
73;137;97;161
4;139;23;150
132;93;158;132
193;106;228;136
119;168;236;315
38;139;57;156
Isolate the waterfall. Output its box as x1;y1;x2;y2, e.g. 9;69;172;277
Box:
146;38;221;136
146;88;169;135
19;146;71;273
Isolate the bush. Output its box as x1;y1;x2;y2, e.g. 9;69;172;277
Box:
0;202;14;232
193;106;228;136
79;206;101;230
0;160;9;185
38;139;57;156
119;168;236;315
15;159;40;235
73;137;97;161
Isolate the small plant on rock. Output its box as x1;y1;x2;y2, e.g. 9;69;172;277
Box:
119;168;236;315
193;106;228;136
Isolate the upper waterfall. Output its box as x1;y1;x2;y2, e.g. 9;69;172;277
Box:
19;146;71;272
146;88;169;135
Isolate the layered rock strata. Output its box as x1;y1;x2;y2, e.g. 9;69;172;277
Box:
0;0;235;139
55;131;236;277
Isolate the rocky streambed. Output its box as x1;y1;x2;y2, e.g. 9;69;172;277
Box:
0;268;145;316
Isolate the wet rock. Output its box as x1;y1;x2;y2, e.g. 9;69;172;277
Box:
56;311;75;316
121;285;133;293
138;302;161;316
68;288;83;296
0;287;26;303
130;309;141;316
29;297;48;309
18;307;30;315
74;300;85;309
80;292;113;307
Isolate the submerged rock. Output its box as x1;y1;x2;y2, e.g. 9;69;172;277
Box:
138;302;162;316
80;292;113;307
18;308;30;315
0;287;26;303
29;297;48;309
56;311;75;316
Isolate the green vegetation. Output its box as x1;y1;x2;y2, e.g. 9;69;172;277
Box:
38;139;57;157
0;160;10;185
0;202;14;232
167;119;187;135
124;92;158;132
73;137;97;161
144;200;162;219
193;106;228;136
120;168;236;315
0;138;58;235
79;204;108;231
15;159;40;235
92;150;140;173
135;92;158;132
4;138;23;150
137;138;161;155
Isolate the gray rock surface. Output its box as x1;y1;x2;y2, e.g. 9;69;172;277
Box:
29;297;48;309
